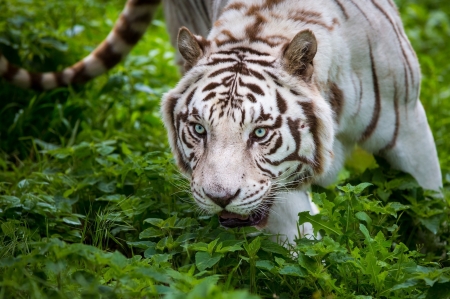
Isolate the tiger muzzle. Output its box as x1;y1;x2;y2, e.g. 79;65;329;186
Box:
203;188;241;208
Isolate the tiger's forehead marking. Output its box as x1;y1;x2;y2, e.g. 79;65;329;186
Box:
189;47;281;124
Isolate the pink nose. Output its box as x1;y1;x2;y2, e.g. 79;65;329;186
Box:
204;189;241;208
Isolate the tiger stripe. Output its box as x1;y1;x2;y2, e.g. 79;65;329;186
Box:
359;42;381;143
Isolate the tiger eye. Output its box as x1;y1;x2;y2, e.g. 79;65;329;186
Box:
194;124;206;135
254;128;267;138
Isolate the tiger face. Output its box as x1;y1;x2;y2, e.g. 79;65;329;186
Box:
162;28;334;228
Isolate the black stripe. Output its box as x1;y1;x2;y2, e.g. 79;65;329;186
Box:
29;73;43;90
202;82;221;92
71;62;92;84
276;90;287;113
181;129;195;149
208;67;233;78
186;125;202;143
203;92;216;102
382;80;400;150
290;89;300;96
348;0;374;28
402;63;409;105
247;93;257;103
333;0;349;19
369;0;415;87
239;78;264;95
245;59;274;67
360;42;381;142
260;131;277;146
206;58;237;65
297;101;322;173
114;15;148;45
231;47;271;56
54;71;65;86
249;69;265;80
267;135;283;155
256;161;276;177
4;62;19;81
131;0;160;5
94;42;122;69
185;88;197;106
266;71;282;87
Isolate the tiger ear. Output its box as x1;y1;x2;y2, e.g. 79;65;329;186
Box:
178;27;204;71
283;30;317;80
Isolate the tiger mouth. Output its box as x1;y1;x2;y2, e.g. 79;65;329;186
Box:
218;210;268;228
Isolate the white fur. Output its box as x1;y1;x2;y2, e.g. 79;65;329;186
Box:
62;68;75;85
264;190;319;244
41;73;58;90
106;33;133;55
12;69;31;89
83;55;107;77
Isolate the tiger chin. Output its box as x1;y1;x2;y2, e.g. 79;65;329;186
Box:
161;0;442;244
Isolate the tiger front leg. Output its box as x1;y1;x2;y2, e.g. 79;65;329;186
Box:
262;190;320;245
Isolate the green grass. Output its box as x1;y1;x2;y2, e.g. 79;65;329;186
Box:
0;0;449;298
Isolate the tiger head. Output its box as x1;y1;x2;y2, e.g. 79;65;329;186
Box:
161;27;334;228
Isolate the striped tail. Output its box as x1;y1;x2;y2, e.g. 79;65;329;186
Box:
0;0;161;90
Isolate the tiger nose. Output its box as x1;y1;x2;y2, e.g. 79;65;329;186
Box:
204;189;241;208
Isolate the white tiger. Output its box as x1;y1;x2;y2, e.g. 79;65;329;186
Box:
161;0;442;243
0;0;442;244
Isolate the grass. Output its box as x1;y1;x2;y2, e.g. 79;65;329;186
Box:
0;0;449;298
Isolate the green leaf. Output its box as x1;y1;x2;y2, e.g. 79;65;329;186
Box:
389;279;420;292
260;240;289;255
216;243;243;254
420;214;445;234
188;242;209;252
256;260;276;272
359;223;372;241
176;233;197;243
97;145;115;156
144;218;165;228
337;183;372;194
126;241;156;249
62;216;81;226
139;227;163;239
279;264;307;277
274;257;285;267
195;252;222;272
297;253;317;272
244;237;261;258
355;211;372;225
174;217;199;229
97;181;116;193
298;212;343;236
207;238;220;254
121;142;132;155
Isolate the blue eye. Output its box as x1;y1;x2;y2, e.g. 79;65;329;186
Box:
194;124;206;135
254;128;267;138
